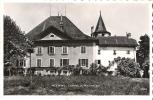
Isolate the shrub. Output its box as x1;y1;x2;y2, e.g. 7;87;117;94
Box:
117;58;141;78
72;64;82;75
142;58;149;78
89;63;98;75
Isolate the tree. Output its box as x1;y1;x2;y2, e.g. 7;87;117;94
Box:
136;34;149;78
4;15;32;75
136;34;149;66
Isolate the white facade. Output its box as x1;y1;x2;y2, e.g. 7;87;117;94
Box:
24;32;137;68
93;46;136;66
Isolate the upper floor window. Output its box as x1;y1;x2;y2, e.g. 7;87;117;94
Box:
98;60;101;64
81;46;86;53
37;47;42;55
62;46;68;54
48;46;55;55
98;50;100;55
113;50;116;55
19;59;26;67
127;50;130;54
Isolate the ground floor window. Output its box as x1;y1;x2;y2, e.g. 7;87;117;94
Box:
37;59;41;67
50;59;54;67
60;59;69;67
113;50;116;55
127;50;130;54
98;60;101;64
79;59;88;67
19;59;26;67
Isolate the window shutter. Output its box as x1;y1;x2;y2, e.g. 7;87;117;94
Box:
60;59;62;67
23;60;26;66
81;47;82;53
53;59;54;67
40;59;41;67
41;47;43;54
67;59;69;65
78;59;81;66
86;59;88;67
48;47;50;54
37;47;38;54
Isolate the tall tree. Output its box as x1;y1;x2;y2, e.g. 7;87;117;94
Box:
136;34;149;78
4;15;32;67
136;34;149;66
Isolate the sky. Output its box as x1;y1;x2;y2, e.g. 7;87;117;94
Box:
4;3;150;41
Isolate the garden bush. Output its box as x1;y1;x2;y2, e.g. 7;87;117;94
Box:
117;58;141;78
142;58;149;78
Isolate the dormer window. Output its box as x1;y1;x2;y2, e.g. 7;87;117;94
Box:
50;34;54;37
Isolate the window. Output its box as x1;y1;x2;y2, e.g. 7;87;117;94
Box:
62;46;68;54
127;50;130;54
81;46;86;53
48;46;55;55
79;59;88;67
50;34;54;37
23;60;26;66
60;59;69;67
37;59;41;67
98;60;101;64
98;50;100;55
50;59;54;67
113;50;116;55
19;59;26;67
37;47;42;55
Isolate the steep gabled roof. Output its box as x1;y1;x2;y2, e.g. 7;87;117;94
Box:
98;36;138;47
26;16;92;40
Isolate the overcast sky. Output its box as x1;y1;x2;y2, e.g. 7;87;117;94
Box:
4;3;150;41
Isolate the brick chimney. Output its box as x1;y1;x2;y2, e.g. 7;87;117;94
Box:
91;26;94;37
60;14;64;30
126;32;131;38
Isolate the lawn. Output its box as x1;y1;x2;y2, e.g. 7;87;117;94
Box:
4;75;149;95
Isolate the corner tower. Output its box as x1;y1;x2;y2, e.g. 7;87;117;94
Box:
91;11;111;38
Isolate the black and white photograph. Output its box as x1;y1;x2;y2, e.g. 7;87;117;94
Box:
3;2;150;95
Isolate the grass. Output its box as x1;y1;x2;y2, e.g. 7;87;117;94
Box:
4;75;149;95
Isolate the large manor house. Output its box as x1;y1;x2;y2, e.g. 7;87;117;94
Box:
22;12;137;75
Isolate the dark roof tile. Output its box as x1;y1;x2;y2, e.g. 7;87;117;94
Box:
26;16;92;40
98;36;137;47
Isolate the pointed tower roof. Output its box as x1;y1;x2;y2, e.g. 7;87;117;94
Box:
93;11;111;37
95;11;107;33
